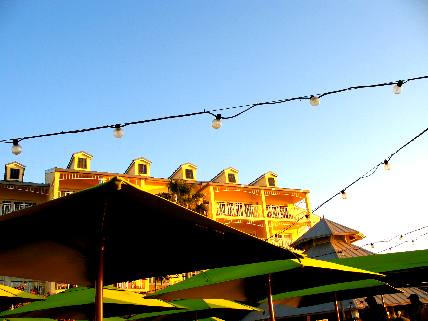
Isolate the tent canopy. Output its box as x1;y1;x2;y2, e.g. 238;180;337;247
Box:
0;177;299;286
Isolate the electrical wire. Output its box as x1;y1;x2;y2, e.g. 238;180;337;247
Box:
1;75;427;144
312;126;428;212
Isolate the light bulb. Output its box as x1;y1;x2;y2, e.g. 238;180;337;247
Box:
310;95;320;106
113;124;124;138
212;114;222;129
340;190;347;199
393;80;403;94
370;243;374;249
383;159;391;170
11;139;22;155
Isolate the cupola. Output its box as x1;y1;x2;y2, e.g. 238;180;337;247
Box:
67;151;93;171
4;162;25;182
211;167;239;184
249;171;278;187
125;157;152;177
169;163;197;181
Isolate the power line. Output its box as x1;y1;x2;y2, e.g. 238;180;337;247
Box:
312;126;428;212
2;75;427;148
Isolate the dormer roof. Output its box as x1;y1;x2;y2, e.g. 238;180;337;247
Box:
67;151;93;171
249;171;278;187
211;167;239;184
169;163;197;180
4;162;26;182
125;157;152;176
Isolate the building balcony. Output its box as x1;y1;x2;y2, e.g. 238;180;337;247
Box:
215;202;263;218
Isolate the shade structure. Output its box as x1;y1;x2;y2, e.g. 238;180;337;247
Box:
0;287;176;320
0;177;298;286
152;257;383;302
0;284;44;310
331;249;428;287
269;279;401;308
128;299;259;321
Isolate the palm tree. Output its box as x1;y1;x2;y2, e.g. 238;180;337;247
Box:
158;179;208;215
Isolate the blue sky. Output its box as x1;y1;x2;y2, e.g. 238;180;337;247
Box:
1;1;427;252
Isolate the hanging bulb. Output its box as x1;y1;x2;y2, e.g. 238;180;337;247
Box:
370;243;374;249
340;190;347;199
309;95;320;106
11;139;22;155
212;114;222;129
399;235;403;240
113;124;124;138
392;80;403;94
383;159;391;170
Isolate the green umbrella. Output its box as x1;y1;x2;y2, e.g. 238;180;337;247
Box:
128;299;259;321
0;177;299;321
0;284;44;310
0;287;176;320
331;249;428;287
151;257;382;321
269;279;401;307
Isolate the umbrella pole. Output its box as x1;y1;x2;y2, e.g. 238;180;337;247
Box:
267;274;276;321
334;293;341;321
95;241;104;321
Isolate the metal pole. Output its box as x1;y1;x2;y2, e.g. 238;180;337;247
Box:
267;274;276;321
95;241;104;321
334;293;341;321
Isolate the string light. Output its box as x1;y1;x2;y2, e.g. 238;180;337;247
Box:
360;225;428;248
113;124;124;138
309;95;320;106
211;114;222;129
1;75;427;154
392;80;404;94
340;190;347;199
11;139;22;155
383;159;391;171
313;126;428;212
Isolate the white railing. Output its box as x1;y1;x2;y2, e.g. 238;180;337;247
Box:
216;202;262;218
265;205;295;219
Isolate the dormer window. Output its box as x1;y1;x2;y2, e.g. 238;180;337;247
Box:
185;169;194;179
138;163;147;175
77;158;87;169
228;173;236;183
9;168;20;180
268;177;276;187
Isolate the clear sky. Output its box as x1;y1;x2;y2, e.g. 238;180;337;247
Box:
1;1;427;253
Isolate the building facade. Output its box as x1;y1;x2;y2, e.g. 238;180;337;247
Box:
1;151;319;293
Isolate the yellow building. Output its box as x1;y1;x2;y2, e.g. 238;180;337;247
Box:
1;151;319;293
0;162;50;294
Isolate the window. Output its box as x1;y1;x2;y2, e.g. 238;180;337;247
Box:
9;168;20;179
268;177;276;187
227;173;236;183
77;157;87;169
185;169;194;179
138;163;147;174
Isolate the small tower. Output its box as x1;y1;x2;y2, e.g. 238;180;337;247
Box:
249;171;278;188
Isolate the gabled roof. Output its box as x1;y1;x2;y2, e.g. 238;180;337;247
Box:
291;218;364;247
125;157;152;174
168;163;197;179
249;171;278;186
5;162;26;168
210;167;239;182
67;151;93;169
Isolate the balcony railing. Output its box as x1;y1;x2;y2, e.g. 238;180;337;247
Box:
265;205;295;219
215;202;262;218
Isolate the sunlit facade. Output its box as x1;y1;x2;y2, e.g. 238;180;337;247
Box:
1;151;319;293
